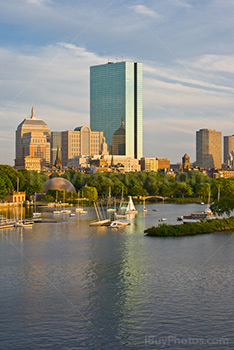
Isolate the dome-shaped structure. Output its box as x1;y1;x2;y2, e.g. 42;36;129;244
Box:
44;177;76;193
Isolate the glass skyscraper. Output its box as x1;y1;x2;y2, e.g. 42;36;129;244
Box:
90;61;143;159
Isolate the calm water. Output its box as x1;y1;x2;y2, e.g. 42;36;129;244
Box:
0;203;234;349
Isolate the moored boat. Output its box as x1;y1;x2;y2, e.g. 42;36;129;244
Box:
110;220;131;228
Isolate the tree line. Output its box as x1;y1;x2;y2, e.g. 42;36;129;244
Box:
1;165;234;204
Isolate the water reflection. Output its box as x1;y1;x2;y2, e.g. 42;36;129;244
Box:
0;203;234;349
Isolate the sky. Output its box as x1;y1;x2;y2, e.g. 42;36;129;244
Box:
1;0;234;165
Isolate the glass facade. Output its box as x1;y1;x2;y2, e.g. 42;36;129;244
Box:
51;132;62;166
90;61;143;159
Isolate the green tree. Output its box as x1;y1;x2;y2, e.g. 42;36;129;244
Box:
0;177;7;199
82;186;98;202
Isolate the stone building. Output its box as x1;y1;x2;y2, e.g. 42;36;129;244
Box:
15;107;51;170
196;129;221;169
61;126;109;167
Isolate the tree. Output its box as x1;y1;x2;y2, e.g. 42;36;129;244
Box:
210;197;234;217
82;186;98;202
0;177;7;199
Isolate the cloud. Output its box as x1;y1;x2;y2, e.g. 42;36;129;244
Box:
130;5;161;19
25;0;51;5
173;0;192;8
178;54;234;74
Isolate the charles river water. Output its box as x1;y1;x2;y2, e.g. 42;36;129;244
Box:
0;203;234;350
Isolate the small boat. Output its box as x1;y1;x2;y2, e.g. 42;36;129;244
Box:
107;207;116;212
53;210;61;214
125;196;138;214
0;220;15;229
33;193;41;218
75;207;83;212
182;216;201;224
89;219;110;226
61;209;71;214
159;218;167;222
15;221;34;228
69;213;75;217
79;210;87;214
33;212;41;218
110;220;131;228
152;209;158;212
15;202;34;227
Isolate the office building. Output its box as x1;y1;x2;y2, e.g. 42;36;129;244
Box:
90;61;143;159
112;119;125;155
140;158;158;172
224;135;234;167
196;129;222;169
51;132;62;166
61;126;108;167
15;107;51;169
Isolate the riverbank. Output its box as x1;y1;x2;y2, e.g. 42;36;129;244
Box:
144;217;234;237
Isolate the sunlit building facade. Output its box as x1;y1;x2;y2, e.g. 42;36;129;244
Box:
90;61;143;159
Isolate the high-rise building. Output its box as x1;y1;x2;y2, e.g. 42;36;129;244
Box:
196;129;222;169
61;126;108;167
51;132;62;166
90;61;143;159
224;135;234;167
15;107;51;169
112;119;125;155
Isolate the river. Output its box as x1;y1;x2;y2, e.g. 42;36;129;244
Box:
0;203;233;349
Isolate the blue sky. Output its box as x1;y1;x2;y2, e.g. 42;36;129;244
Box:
1;0;234;164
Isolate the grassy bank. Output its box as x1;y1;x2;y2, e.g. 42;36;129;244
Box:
144;217;234;237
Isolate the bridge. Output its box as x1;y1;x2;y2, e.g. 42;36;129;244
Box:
141;195;169;201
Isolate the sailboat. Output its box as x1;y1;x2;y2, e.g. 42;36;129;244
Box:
15;202;34;228
33;192;41;218
90;201;110;226
115;195;137;219
125;196;138;214
53;191;62;214
143;198;147;212
61;191;71;214
106;187;116;212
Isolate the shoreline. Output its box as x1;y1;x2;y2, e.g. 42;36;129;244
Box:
144;217;234;237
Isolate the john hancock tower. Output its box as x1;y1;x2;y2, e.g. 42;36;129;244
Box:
90;61;143;159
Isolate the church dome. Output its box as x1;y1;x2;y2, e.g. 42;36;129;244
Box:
44;177;76;193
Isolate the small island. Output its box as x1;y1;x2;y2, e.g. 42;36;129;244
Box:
144;217;234;237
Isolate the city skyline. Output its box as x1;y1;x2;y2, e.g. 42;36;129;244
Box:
1;1;234;164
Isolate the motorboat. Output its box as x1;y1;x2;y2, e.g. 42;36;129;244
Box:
159;218;167;222
69;213;75;217
110;220;131;228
